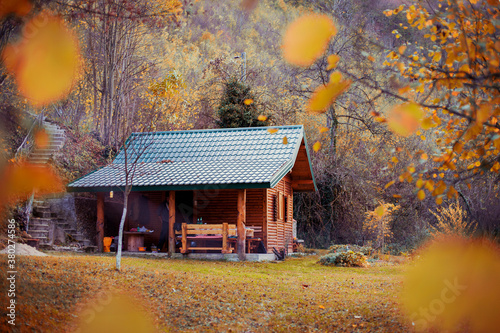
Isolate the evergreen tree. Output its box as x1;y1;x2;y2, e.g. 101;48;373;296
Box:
217;78;269;128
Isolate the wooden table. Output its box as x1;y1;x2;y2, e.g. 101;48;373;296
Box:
124;231;149;251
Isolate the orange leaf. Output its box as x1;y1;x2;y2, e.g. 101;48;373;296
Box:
307;79;351;113
244;99;253;105
34;129;49;149
398;86;410;95
267;128;278;134
258;115;267;121
2;13;81;106
283;136;288;145
319;126;329;133
385;180;395;189
313;141;321;152
0;162;63;204
282;14;336;67
0;0;32;18
387;102;424;137
240;0;259;11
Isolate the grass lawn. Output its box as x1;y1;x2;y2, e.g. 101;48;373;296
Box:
0;253;412;332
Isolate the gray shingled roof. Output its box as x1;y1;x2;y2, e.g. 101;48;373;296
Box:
67;125;314;192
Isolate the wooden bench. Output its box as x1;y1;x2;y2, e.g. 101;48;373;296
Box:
176;223;236;254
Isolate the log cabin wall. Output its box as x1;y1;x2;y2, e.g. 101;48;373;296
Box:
196;189;238;224
266;173;294;253
195;188;265;230
245;189;266;241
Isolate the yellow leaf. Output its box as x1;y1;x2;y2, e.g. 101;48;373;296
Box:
435;196;443;205
392;157;399;163
282;14;336;67
258;115;267;121
319;126;329;133
318;305;325;309
393;194;402;199
244;99;253;105
421;117;434;130
326;54;340;70
385;180;395;189
387;102;424;137
283;136;288;145
2;13;81;106
313;141;321;152
417;189;425;200
403;238;500;332
267;128;278;134
329;71;342;84
398;45;407;54
76;293;156;332
416;178;424;188
420;153;428;160
307;79;351;113
375;205;385;217
0;0;32;18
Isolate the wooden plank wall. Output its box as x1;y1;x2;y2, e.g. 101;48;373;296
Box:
246;189;265;240
196;189;238;223
266;173;294;253
196;189;265;229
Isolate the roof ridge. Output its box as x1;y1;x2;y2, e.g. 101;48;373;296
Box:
130;125;303;136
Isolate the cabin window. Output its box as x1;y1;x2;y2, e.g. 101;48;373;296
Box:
284;196;288;222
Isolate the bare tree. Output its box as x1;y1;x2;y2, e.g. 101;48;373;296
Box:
113;133;154;271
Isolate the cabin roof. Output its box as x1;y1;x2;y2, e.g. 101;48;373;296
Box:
67;125;317;192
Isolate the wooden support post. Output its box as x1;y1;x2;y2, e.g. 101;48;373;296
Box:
222;222;229;254
168;191;175;257
96;192;105;252
181;223;187;254
193;190;198;223
237;189;246;261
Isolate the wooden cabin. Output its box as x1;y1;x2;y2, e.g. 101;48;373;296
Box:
67;125;316;259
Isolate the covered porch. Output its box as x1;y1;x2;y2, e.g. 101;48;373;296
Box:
96;187;264;260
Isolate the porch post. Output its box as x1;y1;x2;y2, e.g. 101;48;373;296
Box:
168;191;175;257
96;192;105;252
237;189;246;261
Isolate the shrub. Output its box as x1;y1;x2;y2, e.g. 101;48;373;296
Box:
328;244;373;256
318;250;369;267
429;200;477;238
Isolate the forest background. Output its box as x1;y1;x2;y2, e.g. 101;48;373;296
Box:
1;0;498;251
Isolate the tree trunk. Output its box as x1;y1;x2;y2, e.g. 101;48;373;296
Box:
116;188;130;271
